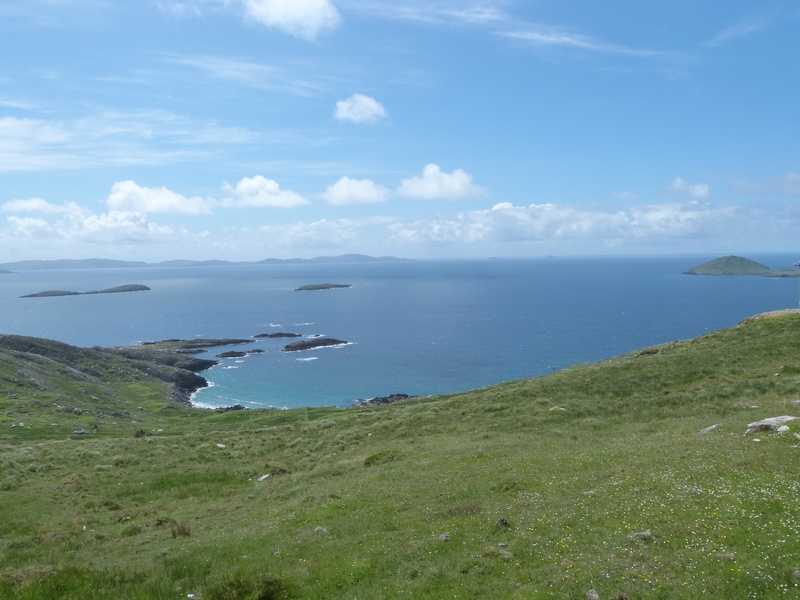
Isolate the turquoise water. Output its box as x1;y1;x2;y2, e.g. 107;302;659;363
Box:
1;255;797;408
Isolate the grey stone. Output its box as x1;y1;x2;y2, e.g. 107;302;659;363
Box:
745;416;799;435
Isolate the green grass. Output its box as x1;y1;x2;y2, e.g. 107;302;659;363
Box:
2;314;800;597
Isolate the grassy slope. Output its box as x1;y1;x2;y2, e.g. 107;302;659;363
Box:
2;315;800;598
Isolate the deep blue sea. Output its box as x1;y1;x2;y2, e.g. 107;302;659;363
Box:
1;255;798;409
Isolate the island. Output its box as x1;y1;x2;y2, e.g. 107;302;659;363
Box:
294;283;352;291
683;256;799;277
254;332;302;339
217;349;265;358
21;284;151;298
283;337;349;352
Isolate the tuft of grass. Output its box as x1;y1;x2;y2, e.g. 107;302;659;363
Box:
204;571;293;600
363;449;401;466
170;521;191;538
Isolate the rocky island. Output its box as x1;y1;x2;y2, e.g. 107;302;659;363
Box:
283;337;349;352
254;332;302;339
217;349;265;358
21;284;151;298
294;283;352;291
683;256;798;277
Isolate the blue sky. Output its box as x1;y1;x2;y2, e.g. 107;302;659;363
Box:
1;0;798;262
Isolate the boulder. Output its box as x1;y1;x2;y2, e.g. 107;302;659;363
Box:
744;416;800;435
700;424;720;434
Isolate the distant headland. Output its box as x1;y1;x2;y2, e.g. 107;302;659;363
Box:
683;256;799;277
0;254;409;271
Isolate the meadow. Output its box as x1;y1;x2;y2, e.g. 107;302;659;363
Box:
2;312;800;598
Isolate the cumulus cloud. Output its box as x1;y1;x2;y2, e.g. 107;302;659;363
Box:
3;205;193;249
71;211;179;244
334;94;387;124
2;198;77;213
667;177;710;200
107;180;213;215
5;216;52;238
322;176;389;205
397;164;485;200
224;175;310;208
241;0;341;40
389;201;729;245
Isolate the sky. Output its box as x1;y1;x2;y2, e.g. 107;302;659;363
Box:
0;0;798;262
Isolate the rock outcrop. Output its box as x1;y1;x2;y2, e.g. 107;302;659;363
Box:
283;338;349;352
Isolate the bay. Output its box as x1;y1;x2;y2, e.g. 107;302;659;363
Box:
1;255;797;409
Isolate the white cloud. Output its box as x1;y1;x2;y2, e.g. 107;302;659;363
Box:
667;177;710;200
322;176;389;205
397;164;485;200
5;216;52;238
389;201;730;245
0;113;253;172
705;12;777;48
250;217;391;253
164;54;328;96
334;94;387;124
241;0;341;40
350;2;508;26
107;180;213;215
3;206;193;249
501;28;673;60
71;210;179;243
2;198;75;213
224;175;310;208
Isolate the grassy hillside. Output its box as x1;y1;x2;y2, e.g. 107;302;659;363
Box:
2;314;800;598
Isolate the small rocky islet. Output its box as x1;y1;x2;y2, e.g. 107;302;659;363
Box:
294;283;352;291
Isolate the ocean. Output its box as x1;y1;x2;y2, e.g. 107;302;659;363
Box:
1;255;798;409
